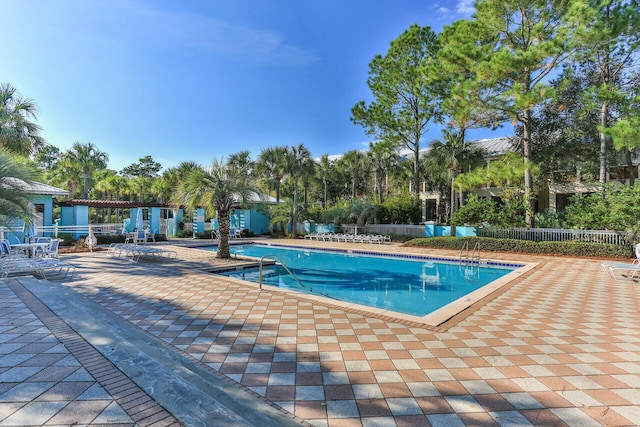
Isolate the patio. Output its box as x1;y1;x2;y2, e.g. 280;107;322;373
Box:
1;239;639;426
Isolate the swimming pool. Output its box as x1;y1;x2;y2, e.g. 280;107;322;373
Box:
197;243;523;318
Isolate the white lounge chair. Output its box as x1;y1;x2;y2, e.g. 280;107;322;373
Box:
603;262;640;280
602;243;640;280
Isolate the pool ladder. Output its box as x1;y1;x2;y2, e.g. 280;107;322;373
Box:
258;255;310;292
459;241;481;264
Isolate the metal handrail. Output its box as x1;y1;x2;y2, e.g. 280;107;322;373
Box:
459;241;469;261
470;242;481;262
460;241;481;264
258;254;310;292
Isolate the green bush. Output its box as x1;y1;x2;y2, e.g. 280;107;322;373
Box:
96;234;126;244
451;194;496;226
56;233;75;246
565;183;640;243
405;236;632;259
377;192;421;224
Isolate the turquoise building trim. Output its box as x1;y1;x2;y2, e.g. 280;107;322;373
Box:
195;208;205;234
149;207;160;235
424;223;477;237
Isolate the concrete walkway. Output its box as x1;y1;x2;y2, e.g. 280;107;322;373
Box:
1;240;639;426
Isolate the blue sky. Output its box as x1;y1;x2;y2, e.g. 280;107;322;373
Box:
3;0;507;171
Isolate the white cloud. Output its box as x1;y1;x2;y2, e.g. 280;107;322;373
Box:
438;7;450;14
456;0;475;15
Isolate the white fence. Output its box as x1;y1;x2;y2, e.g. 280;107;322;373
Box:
342;224;426;237
342;224;630;246
477;227;629;246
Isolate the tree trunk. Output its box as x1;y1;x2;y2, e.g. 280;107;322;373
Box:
323;179;327;209
623;149;635;186
413;148;420;195
599;101;609;183
83;173;90;199
352;177;356;199
523;108;535;229
216;209;231;259
450;174;456;220
292;177;299;237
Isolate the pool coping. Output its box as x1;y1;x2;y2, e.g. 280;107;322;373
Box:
198;241;539;328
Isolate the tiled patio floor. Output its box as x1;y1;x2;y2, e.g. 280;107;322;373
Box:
2;239;640;426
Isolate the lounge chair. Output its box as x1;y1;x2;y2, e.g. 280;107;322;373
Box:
601;243;640;280
0;256;75;279
603;262;640;280
107;243;176;263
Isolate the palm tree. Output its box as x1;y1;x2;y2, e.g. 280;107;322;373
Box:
300;154;316;207
0;148;37;228
337;150;371;199
65;142;109;199
368;140;399;203
108;175;129;222
52;155;83;199
316;154;333;209
227;150;254;176
256;146;288;203
173;156;260;259
286;144;313;236
158;161;201;203
0;83;45;156
426;129;485;219
93;169;117;222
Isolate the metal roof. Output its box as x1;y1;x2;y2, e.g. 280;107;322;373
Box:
472;137;515;156
2;178;68;196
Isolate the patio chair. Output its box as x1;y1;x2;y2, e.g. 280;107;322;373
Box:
0;239;26;257
41;239;60;259
145;227;156;243
133;229;147;245
33;237;52;257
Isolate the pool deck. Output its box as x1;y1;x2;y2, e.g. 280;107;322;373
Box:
1;238;640;426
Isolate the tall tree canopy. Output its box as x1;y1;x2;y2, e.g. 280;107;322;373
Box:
464;0;575;227
256;146;288;203
352;24;441;195
569;0;640;183
65;142;109;199
0;149;38;228
0;83;45;156
286;144;313;236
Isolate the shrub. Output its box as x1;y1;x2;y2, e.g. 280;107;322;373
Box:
56;233;75;246
377;193;421;224
96;234;126;244
451;194;496;226
404;236;631;259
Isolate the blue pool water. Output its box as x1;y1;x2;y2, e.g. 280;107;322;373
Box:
199;244;520;317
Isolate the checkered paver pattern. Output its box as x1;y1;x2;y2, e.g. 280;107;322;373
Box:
0;279;180;426
18;242;640;426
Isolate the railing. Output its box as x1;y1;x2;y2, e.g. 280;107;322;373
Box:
258;255;308;292
349;224;425;237
459;241;481;263
477;227;629;246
